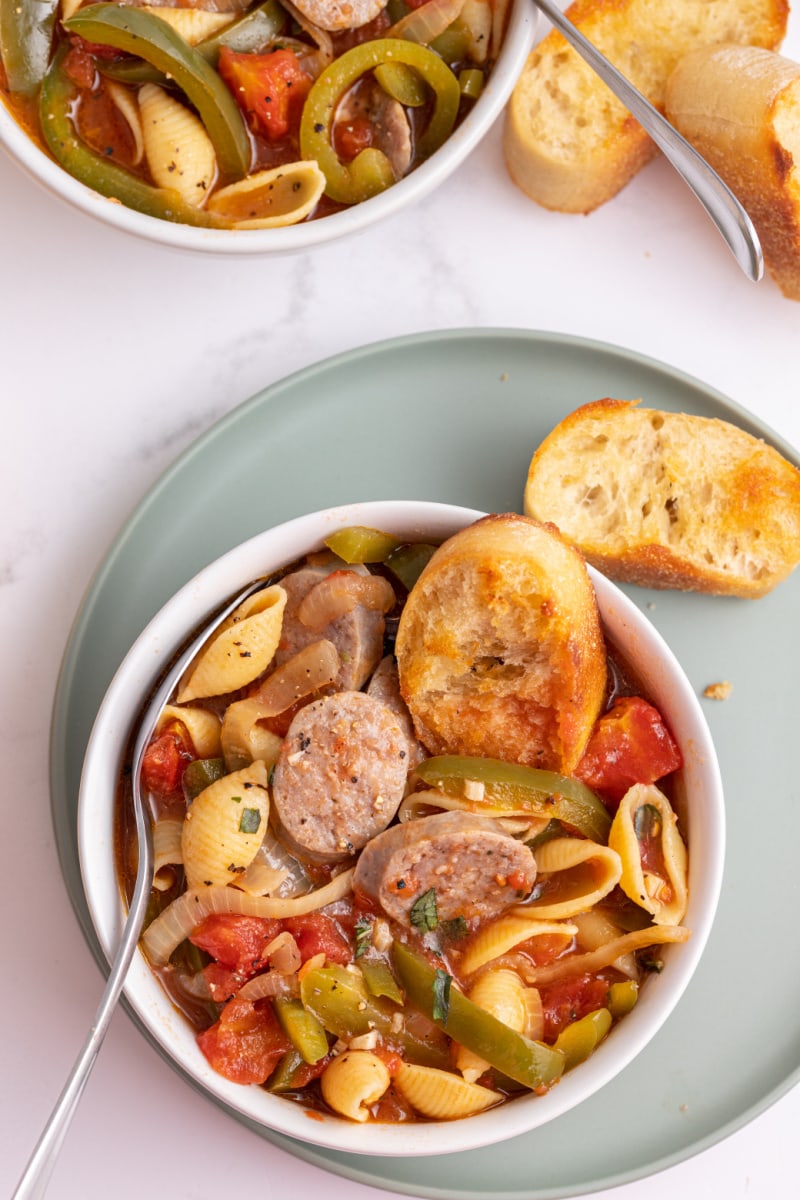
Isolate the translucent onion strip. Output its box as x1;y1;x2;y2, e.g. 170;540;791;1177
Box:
237;970;300;1000
298;570;396;632
142;869;354;964
106;79;145;164
529;925;691;987
388;0;466;44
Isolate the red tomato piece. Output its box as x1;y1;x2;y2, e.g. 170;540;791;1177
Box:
218;47;311;141
334;115;374;163
141;721;195;798
284;913;353;964
517;932;571;967
197;996;292;1084
202;961;244;1003
575;696;682;805
539;975;610;1042
63;47;97;91
190;914;284;976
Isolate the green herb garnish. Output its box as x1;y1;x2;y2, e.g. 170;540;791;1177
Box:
409;888;438;932
239;807;261;834
440;916;468;941
354;916;373;959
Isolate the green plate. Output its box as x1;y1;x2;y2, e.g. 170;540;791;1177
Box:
51;329;800;1199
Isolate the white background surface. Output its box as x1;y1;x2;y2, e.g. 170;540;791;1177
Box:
2;8;799;1199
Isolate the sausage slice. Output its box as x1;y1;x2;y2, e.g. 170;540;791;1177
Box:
271;691;410;861
353;811;537;926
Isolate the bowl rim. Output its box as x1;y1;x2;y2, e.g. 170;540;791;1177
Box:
0;6;536;254
77;499;725;1157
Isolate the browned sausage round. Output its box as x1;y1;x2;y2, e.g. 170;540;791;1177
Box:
366;655;425;769
352;811;537;926
275;566;385;691
271;691;410;861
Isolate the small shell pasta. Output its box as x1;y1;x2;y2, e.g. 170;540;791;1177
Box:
181;760;269;889
158;704;222;758
608;783;688;924
106;80;144;165
456;968;535;1082
514;838;622;920
138;84;217;208
394;1063;502;1119
459;916;577;975
141;6;234;43
320;1051;390;1122
152;817;183;891
207;161;326;229
178;585;287;702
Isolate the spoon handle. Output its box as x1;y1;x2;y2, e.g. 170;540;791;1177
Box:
13;576;267;1200
529;0;764;282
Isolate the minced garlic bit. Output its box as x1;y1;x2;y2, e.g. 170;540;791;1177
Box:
349;1030;379;1050
463;779;485;802
704;680;733;700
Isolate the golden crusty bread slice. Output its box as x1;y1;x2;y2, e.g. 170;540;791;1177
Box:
665;43;800;301
503;0;788;215
395;513;607;774
524;399;800;598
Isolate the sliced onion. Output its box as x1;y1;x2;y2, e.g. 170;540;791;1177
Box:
388;0;466;45
142;869;355;965
250;638;340;715
297;571;396;632
263;931;302;974
238;970;300;1001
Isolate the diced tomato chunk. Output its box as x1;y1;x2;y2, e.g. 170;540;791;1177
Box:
197;996;291;1084
141;721;195;798
190;914;284;976
517;932;571;967
334;115;374;163
539;974;610;1041
284;912;352;964
576;696;682;805
63;47;97;91
218;47;311;141
202;961;244;1004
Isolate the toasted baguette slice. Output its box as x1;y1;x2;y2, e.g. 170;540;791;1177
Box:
524;399;800;598
503;0;788;214
395;513;607;774
666;44;800;300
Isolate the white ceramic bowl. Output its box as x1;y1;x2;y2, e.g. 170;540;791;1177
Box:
78;499;725;1156
0;7;535;253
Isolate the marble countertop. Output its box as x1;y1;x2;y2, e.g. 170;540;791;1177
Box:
3;9;799;1199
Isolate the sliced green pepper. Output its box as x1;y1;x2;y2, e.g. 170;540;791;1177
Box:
39;47;230;226
102;0;286;86
299;38;460;204
183;757;226;802
324;525;402;563
360;959;404;1005
374;61;427;107
553;1008;612;1071
300;962;450;1068
413;756;612;843
267;1048;312;1092
273;996;330;1064
607;979;639;1018
385;543;437;590
0;0;57;94
392;942;565;1091
64;4;251;181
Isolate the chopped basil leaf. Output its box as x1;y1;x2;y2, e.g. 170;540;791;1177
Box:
354;916;373;959
440;916;468;941
239;807;261;834
432;968;452;1022
409;887;438;932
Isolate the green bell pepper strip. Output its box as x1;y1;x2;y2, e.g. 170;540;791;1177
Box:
39;47;234;226
299;38;460;205
64;4;251;181
412;756;612;843
553;1007;612;1071
0;0;57;94
607;979;639;1018
374;61;427;107
300;962;451;1068
385;542;437;590
273;996;330;1064
392;942;565;1091
183;757;226;802
324;525;402;564
101;0;286;86
267;1048;314;1092
360;958;404;1005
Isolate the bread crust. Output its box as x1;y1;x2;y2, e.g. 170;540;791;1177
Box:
665;43;800;300
503;0;788;214
524;399;800;598
395;513;607;774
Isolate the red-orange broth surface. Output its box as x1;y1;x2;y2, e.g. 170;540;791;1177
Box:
116;534;690;1123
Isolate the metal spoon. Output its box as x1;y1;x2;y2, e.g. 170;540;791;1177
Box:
14;577;267;1200
528;0;764;282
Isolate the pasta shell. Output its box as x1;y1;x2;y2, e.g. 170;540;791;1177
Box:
152;817;183;891
141;6;234;43
178;585;287;702
515;838;622;920
158;704;222;758
394;1063;501;1119
138;83;217;209
608;783;688;924
320;1051;390;1122
220;698;283;771
207;161;325;229
459;916;577;975
106;80;145;165
181;760;269;889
